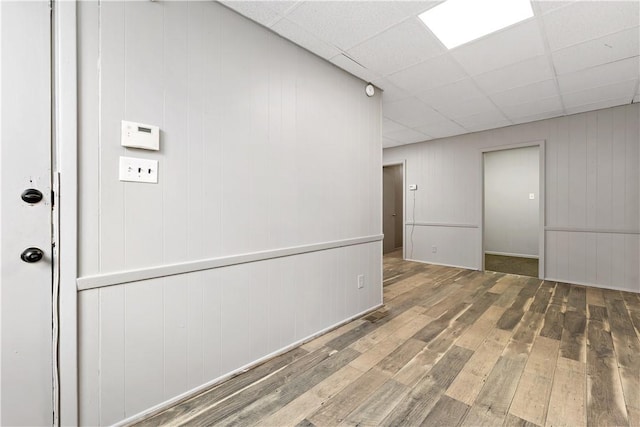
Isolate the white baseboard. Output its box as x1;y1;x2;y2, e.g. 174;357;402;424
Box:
544;277;640;294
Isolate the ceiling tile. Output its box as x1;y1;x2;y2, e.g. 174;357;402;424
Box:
532;0;575;16
374;78;412;102
552;26;640;75
565;96;633;115
394;1;444;15
330;54;381;83
220;1;283;27
383;118;409;134
451;20;545;76
414;120;467;139
490;79;559;108
472;56;554;94
455;110;510;132
263;1;300;15
433;95;501;119
384;97;447;127
502;96;563;121
562;79;637;108
384;127;431;144
511;109;565;125
557;56;640;94
284;1;409;50
387;54;468;93
416;78;485;109
271;18;341;59
347;18;446;76
542;1;640;51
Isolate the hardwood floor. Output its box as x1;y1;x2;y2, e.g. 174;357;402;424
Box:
135;251;640;426
485;253;539;278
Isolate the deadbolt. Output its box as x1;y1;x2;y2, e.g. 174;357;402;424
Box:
21;188;43;204
21;247;44;263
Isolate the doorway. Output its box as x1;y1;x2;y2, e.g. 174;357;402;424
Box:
483;145;542;278
383;163;404;256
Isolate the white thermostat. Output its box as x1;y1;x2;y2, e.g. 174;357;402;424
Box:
121;120;160;151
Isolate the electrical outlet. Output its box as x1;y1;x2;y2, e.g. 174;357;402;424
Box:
432;246;437;253
119;156;158;183
357;274;364;289
529;193;535;200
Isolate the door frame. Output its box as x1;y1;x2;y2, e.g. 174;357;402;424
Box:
53;0;79;424
479;141;545;279
382;160;406;259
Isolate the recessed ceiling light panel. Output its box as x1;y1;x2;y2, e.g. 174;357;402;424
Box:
419;0;534;49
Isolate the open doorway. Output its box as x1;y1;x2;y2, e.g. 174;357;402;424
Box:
383;163;404;258
483;145;543;278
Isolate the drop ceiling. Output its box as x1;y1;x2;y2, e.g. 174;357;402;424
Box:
221;0;640;148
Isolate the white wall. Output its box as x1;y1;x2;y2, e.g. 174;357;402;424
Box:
484;146;539;258
385;104;639;293
76;2;382;425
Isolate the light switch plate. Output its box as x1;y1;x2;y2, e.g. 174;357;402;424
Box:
119;156;158;183
409;184;418;191
121;120;160;151
529;193;535;200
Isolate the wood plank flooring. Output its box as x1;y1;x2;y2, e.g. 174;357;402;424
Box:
134;250;640;426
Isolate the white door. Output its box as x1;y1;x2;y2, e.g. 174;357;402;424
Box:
0;1;54;425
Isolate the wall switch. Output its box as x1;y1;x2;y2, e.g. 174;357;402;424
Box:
529;193;535;200
121;120;160;151
357;274;364;289
119;156;158;183
432;246;437;253
409;184;418;191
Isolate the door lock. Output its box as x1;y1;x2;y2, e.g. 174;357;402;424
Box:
21;188;43;204
21;247;44;263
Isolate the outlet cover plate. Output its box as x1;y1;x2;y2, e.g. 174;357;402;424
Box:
119;156;158;183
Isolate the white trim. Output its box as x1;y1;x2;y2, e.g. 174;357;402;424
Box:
383;160;406;261
111;303;384;427
407;222;479;229
545;226;640;235
77;235;384;290
480;140;546;279
53;1;78;425
545;277;640;294
484;251;539;259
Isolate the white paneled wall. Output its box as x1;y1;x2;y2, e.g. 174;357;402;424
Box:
385;103;639;293
78;243;380;426
79;1;380;276
77;2;381;425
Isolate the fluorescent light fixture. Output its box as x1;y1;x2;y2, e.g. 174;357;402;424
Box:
419;0;534;49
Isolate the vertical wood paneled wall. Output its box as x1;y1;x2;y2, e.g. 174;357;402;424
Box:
76;2;382;425
384;104;639;293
